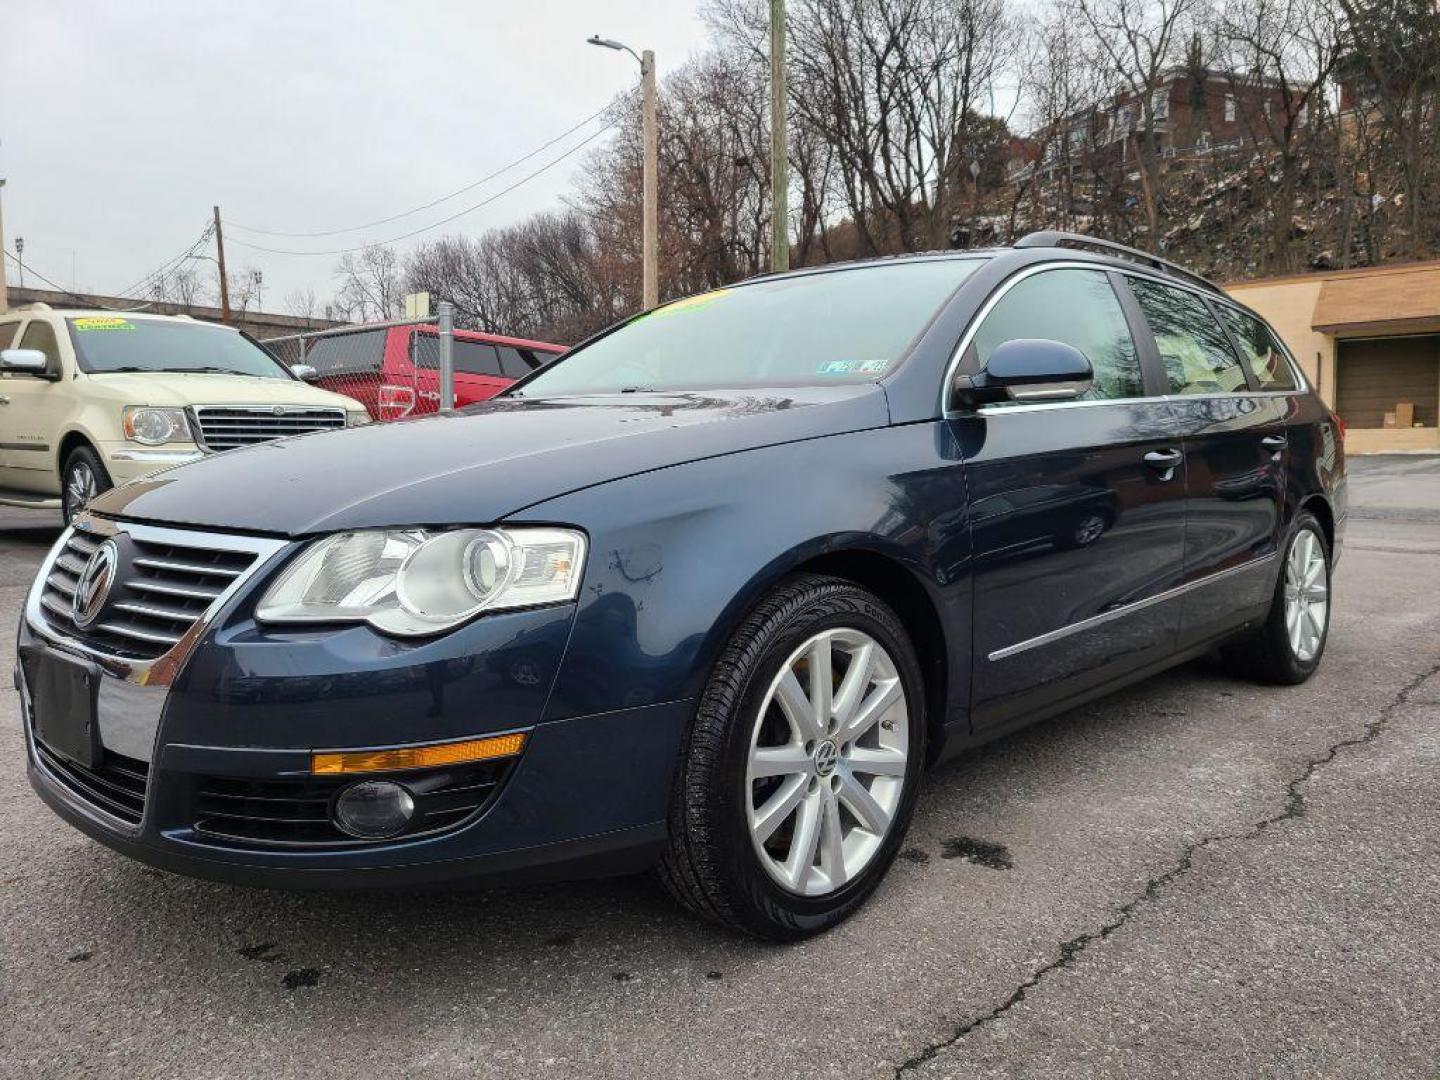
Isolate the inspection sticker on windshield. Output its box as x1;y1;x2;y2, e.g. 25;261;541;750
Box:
72;317;136;331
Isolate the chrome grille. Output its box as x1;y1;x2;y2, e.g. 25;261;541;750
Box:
192;405;346;452
39;526;260;661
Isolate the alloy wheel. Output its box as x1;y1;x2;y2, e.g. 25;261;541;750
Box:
745;627;909;897
1283;529;1328;662
66;462;97;519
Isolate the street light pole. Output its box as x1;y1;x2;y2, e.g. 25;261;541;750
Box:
770;0;789;273
640;49;658;309
588;34;659;309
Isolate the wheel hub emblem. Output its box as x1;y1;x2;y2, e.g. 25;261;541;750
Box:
72;538;118;628
813;739;839;778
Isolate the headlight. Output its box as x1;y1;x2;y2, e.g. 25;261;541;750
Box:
255;527;586;637
122;406;190;445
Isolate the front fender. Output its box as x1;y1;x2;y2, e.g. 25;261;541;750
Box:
511;423;971;726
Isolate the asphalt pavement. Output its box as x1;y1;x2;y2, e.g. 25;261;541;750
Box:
1;455;1437;1079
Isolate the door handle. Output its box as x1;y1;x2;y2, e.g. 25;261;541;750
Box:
1143;448;1183;469
1260;435;1288;450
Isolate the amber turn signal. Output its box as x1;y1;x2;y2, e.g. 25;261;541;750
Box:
311;731;527;775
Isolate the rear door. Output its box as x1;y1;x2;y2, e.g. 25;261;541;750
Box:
1123;276;1291;647
959;265;1189;733
410;333;510;409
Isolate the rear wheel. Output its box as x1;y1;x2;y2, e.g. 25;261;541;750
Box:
61;445;112;525
1223;511;1331;684
659;575;926;940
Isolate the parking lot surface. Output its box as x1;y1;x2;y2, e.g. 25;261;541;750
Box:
2;455;1438;1079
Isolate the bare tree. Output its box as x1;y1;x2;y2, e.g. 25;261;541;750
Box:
1210;0;1342;270
1071;0;1200;248
331;245;402;322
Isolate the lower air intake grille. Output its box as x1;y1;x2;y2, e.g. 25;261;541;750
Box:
193;406;346;452
191;761;513;848
34;742;149;826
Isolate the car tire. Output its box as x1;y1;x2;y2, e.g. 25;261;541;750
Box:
658;574;927;940
61;445;112;525
1222;511;1331;685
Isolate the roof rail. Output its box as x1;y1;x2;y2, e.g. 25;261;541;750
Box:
1014;231;1225;296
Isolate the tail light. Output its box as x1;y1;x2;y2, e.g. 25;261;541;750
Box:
1333;413;1346;441
377;384;416;420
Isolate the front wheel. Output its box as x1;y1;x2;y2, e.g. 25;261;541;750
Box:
61;445;113;525
659;575;926;940
1223;511;1331;684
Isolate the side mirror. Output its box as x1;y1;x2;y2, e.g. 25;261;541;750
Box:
290;363;318;382
953;339;1093;406
0;348;52;377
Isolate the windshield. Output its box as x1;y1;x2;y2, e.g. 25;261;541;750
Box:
66;316;293;378
513;259;984;397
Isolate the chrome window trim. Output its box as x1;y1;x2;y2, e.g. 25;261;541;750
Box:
987;553;1278;661
24;515;290;688
942;258;1310;416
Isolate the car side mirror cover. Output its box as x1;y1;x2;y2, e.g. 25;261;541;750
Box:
0;348;51;377
952;339;1094;407
290;363;318;382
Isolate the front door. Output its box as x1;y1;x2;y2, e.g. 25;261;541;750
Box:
956;266;1189;733
1123;277;1291;647
0;319;70;493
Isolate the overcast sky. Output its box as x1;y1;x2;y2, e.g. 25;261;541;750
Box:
1;1;711;312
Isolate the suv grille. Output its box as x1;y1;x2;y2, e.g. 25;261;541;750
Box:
192;761;513;848
33;742;149;826
192;405;346;452
40;527;259;661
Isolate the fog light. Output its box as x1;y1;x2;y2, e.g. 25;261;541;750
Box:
332;780;415;839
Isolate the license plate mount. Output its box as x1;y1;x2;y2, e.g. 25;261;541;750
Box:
20;644;103;770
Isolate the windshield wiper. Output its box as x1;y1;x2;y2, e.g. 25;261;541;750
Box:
167;366;262;376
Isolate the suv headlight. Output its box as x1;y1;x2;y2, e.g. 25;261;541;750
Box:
256;527;586;637
122;406;190;445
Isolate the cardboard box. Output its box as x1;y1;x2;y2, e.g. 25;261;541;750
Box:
1395;401;1415;428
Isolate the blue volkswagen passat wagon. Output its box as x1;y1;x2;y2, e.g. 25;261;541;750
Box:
18;233;1345;938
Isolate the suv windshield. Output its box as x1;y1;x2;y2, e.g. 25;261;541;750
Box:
513;258;984;397
66;316;292;378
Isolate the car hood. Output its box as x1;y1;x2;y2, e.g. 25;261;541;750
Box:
83;371;360;411
90;385;890;536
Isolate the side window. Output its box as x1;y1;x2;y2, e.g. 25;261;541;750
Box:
454;340;503;377
1128;278;1248;395
305;329;388;376
19;320;62;376
970;268;1143;400
495;346;532;379
1218;306;1297;391
0;321;18;351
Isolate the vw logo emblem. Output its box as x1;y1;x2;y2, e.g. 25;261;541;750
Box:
72;539;119;628
813;739;839;778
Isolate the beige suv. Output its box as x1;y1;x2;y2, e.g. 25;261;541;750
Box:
0;305;369;522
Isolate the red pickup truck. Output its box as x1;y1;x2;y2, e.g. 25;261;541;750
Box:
301;322;565;420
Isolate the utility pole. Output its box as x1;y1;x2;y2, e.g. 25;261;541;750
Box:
212;204;232;323
0;178;9;314
640;49;658;309
769;0;789;273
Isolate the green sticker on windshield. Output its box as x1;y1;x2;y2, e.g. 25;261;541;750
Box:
73;317;136;331
643;288;732;321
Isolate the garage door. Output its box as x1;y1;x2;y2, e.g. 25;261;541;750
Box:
1336;336;1439;428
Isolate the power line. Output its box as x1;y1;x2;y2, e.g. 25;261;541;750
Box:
3;249;127;309
227;100;625;239
226;121;619;258
111;223;214;301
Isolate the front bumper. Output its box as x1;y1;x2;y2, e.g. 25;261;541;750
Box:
17;519;689;889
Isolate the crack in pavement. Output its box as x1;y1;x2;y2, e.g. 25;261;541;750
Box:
891;657;1440;1078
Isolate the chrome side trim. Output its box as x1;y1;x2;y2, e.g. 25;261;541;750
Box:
987;553;1279;662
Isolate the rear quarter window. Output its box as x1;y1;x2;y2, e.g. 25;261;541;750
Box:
305;329;389;376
